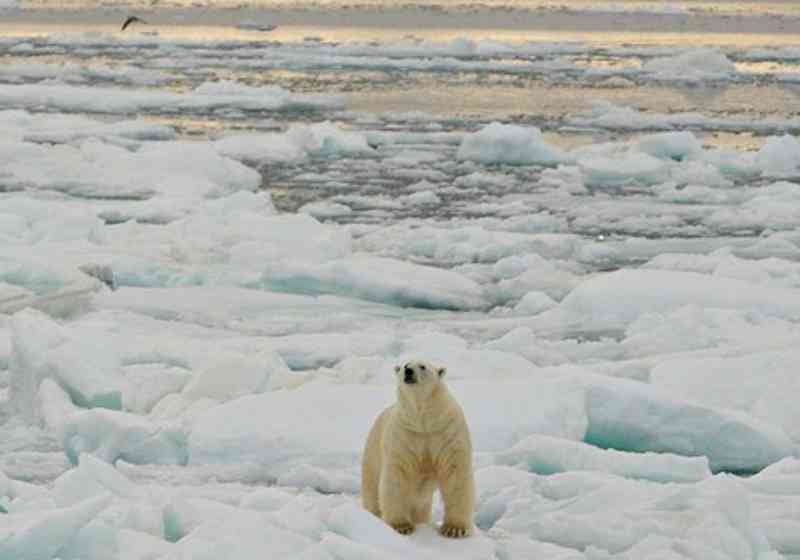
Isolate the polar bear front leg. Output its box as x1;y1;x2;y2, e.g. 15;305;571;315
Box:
438;455;475;538
379;463;416;535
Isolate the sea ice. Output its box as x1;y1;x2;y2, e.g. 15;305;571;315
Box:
404;190;442;206
513;291;558;315
236;21;277;32
168;512;316;560
0;109;174;144
181;349;290;402
62;407;187;466
489;252;580;302
496;434;711;482
122;364;192;414
357;224;580;265
619;304;800;359
299;201;353;219
634;131;702;161
0;62;171;87
9;309;130;419
117;529;174;560
94;286;403;337
643;250;800;289
542;268;800;333
642;48;737;82
0;81;344;115
457;122;568;166
269;330;396;370
578;152;668;187
756;135;800;177
1;138;260;206
36;378;186;466
582;373;793;472
568;100;800;135
651;350;800;441
0;494;111;560
488;470;781;557
286;122;375;158
51;453;139;507
704;181;800;233
213;132;306;166
256;256;489;311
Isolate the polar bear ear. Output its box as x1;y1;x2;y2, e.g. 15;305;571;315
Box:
437;367;447;378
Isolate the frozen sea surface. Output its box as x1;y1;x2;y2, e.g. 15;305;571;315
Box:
2;3;800;559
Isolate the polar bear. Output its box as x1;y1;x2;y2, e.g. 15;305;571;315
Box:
361;360;475;538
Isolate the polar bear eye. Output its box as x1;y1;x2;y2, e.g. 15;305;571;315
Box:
420;364;426;370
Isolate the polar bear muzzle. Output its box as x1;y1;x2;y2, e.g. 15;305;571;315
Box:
395;361;447;385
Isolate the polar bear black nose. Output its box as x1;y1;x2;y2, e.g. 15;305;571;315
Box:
404;366;416;383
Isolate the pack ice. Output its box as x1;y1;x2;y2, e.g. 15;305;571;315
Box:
0;39;800;560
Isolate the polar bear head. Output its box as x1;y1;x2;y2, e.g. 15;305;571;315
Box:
393;360;454;428
394;360;446;389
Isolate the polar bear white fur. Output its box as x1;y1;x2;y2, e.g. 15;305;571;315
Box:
361;360;475;538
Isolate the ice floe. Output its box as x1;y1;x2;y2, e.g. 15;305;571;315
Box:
0;81;343;115
457;123;568;166
642;48;737;82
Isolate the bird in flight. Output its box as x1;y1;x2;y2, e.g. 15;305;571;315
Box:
121;15;147;31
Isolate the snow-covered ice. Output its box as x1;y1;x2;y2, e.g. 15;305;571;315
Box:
256;256;489;310
0;81;344;116
581;372;793;473
2;17;800;560
457;123;568;166
495;434;711;482
642;48;737;82
539;268;800;333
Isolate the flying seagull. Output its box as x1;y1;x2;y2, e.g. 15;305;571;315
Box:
121;15;147;31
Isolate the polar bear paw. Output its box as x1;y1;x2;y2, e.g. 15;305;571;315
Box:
391;522;415;535
439;523;470;538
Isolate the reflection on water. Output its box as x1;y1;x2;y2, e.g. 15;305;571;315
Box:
345;80;800;123
3;20;800;48
737;60;800;76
